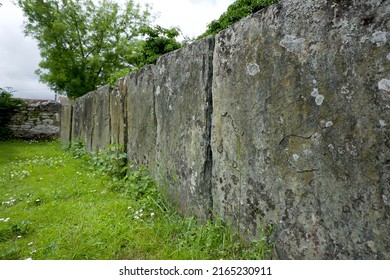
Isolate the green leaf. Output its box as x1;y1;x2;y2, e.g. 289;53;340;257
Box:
17;0;152;99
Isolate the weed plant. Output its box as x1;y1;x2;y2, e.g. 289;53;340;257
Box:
0;140;274;259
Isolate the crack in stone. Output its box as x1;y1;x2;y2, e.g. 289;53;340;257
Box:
203;37;215;220
279;132;318;149
296;168;319;174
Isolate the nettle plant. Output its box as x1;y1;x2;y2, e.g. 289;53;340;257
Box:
67;140;88;158
90;145;127;179
60;141;275;259
86;144;166;220
78;143;161;207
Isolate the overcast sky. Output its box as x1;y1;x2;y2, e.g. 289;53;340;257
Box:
0;0;234;100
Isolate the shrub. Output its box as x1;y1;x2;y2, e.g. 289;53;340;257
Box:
199;0;280;38
0;88;23;141
66;140;88;159
89;145;127;179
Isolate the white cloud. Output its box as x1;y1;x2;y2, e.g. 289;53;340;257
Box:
140;0;234;38
0;0;234;100
0;0;55;100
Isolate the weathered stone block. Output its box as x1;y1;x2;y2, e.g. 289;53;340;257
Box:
110;82;127;147
72;91;95;149
71;98;82;141
125;65;156;169
91;86;111;151
154;36;214;220
60;104;73;144
211;0;390;259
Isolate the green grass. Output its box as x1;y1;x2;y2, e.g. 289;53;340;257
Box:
0;140;274;260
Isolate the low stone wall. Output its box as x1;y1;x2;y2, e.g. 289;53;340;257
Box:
10;99;61;140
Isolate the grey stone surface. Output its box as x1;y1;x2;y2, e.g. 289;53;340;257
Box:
211;0;390;259
110;82;127;147
60;104;72;144
154;36;214;220
71;96;83;142
125;65;156;169
10;100;61;140
79;91;95;151
72;91;94;150
63;0;390;260
92;86;111;151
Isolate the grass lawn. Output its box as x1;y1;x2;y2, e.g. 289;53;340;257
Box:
0;140;273;260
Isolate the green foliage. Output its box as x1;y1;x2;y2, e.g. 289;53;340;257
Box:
118;166;157;199
107;68;132;86
66;140;88;159
68;142;128;179
243;224;275;259
107;25;182;85
89;145;127;179
17;0;152;99
0;88;23;141
134;25;182;67
0;140;274;259
199;0;280;38
0;221;31;243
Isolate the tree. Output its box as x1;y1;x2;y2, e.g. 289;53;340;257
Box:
108;25;182;85
0;88;23;140
17;0;152;99
132;25;182;68
198;0;279;38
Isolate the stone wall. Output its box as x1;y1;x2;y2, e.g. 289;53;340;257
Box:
62;0;390;259
10;99;61;140
211;0;390;259
60;96;72;144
